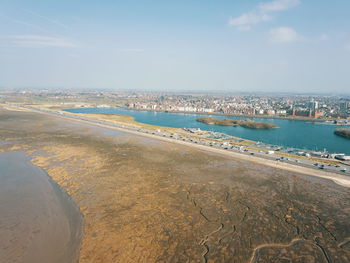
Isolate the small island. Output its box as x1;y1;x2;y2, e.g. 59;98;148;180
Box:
334;128;350;139
197;117;278;129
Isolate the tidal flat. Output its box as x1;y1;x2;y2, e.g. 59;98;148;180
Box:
1;107;350;263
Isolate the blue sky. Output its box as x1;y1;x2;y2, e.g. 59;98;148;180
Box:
1;0;350;93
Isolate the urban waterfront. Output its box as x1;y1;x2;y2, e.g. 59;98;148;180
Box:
66;107;350;155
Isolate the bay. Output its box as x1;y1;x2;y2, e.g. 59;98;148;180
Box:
65;107;350;155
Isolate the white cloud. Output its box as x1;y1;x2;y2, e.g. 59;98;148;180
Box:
269;27;300;43
229;13;271;31
229;0;300;31
259;0;300;12
7;35;77;48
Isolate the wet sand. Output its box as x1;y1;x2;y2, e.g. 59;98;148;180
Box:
1;107;350;263
0;152;82;263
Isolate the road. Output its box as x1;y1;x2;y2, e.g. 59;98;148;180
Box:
14;104;350;188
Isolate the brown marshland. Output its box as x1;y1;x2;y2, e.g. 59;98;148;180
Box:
0;106;349;263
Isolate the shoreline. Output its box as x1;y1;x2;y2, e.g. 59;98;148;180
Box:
63;106;350;156
62;108;350;164
18;104;350;155
27;106;350;188
39;158;84;263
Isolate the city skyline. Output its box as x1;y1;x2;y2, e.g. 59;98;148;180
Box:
1;0;350;93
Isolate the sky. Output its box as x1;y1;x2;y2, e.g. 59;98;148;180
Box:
0;0;350;93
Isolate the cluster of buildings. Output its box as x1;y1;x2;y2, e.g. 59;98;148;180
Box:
1;89;349;119
125;94;350;119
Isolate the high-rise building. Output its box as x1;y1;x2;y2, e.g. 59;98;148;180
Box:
340;101;349;110
309;100;318;110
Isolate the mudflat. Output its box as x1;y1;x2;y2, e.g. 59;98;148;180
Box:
1;107;350;263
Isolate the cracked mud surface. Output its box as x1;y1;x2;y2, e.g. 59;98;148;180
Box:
1;108;350;263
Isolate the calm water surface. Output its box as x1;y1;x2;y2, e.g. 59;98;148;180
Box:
0;152;82;263
66;108;350;155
